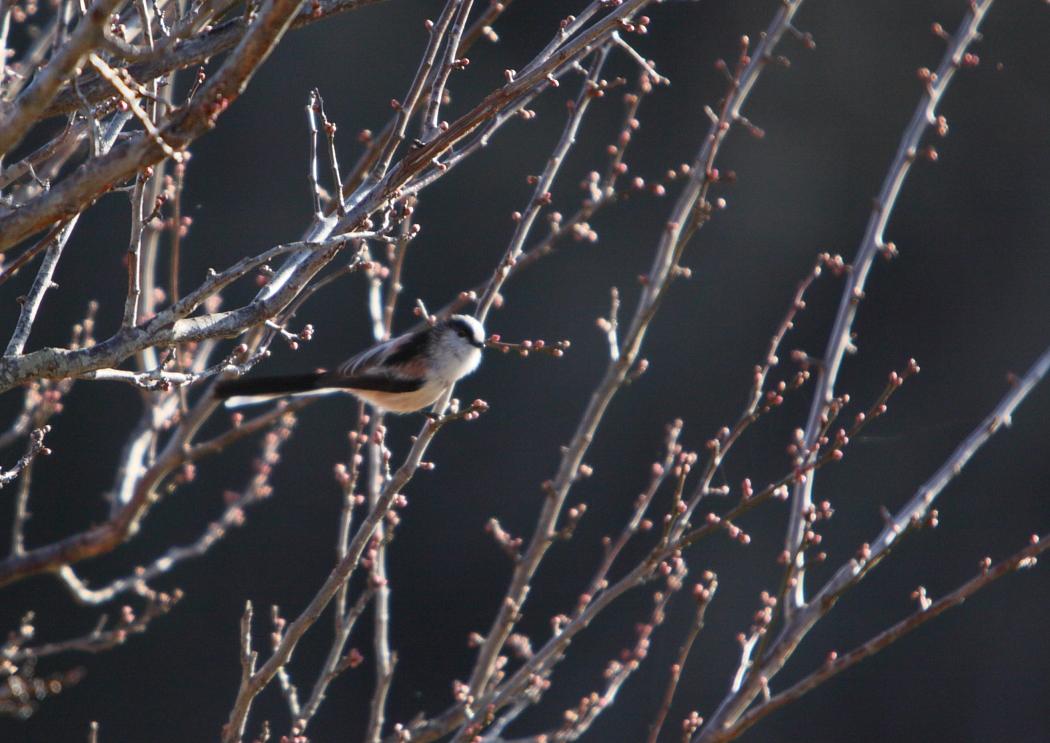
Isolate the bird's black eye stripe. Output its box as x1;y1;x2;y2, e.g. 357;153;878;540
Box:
449;319;471;338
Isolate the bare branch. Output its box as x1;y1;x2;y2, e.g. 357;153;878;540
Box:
0;0;125;158
0;0;307;253
369;0;461;181
714;535;1050;743
785;0;996;616
0;238;350;394
56;412;296;604
8;589;182;660
40;0;390;120
421;0;474;143
4;219;78;356
0;426;50;491
696;335;1050;739
459;4;804;730
221;401;489;743
476;44;611;322
647;576;717;743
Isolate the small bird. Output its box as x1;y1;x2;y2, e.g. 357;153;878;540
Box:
214;314;486;413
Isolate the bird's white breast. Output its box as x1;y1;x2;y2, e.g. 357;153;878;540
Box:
430;343;482;384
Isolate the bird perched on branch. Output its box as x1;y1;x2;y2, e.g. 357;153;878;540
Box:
214;314;486;413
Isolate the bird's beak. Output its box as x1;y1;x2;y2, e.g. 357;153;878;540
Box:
472;339;486;349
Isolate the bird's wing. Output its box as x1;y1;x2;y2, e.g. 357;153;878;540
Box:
336;329;430;378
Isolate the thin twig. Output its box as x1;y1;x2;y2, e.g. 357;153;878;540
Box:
220;402;488;743
460;5;800;729
476;44;612;323
784;0;996;616
4;219;78;356
712;535;1049;743
364;417;394;743
696;335;1050;739
647;578;717;743
421;0;473;142
123;174;147;328
369;0;461;181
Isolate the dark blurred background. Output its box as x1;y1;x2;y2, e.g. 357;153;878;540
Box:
2;0;1049;741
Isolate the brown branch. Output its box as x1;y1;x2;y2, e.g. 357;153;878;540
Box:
0;0;126;158
475;44;611;322
0;237;349;394
297;587;375;728
0;426;50;491
0;0;306;253
547;559;689;742
368;0;462;181
40;0;389;120
421;0;474;142
57;412;297;604
458;0;511;52
9;589;182;660
0;375;314;588
0;115;87;192
327;0;653;239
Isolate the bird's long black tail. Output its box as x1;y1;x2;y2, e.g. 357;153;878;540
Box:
214;372;329;407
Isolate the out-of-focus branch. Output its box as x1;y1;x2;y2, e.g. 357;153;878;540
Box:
0;0;305;253
647;576;717;743
56;412;297;604
0;385;313;588
0;0;125;158
547;558;689;742
41;0;389;119
458;0;511;52
784;0;995;615
365;313;394;743
7;589;182;660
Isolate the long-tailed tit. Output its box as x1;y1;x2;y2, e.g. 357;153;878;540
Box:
214;314;486;413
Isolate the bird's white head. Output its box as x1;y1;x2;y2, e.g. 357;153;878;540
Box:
430;314;486;383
